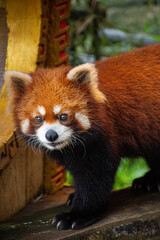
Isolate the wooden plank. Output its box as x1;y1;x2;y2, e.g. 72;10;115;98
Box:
0;7;8;92
26;147;44;202
0;142;44;221
0;132;21;170
0;142;27;221
0;188;160;239
5;0;41;73
0;0;43;221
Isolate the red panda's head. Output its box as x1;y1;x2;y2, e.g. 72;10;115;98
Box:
4;64;106;151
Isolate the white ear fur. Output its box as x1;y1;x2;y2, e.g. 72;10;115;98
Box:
4;71;32;113
67;63;106;103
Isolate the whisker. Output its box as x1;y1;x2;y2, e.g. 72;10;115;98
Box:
72;135;86;159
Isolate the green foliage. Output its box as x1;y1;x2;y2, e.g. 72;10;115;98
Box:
68;0;160;65
114;158;149;190
101;42;134;57
65;170;74;186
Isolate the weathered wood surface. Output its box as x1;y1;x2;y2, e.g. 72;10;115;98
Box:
0;6;8;93
0;187;160;240
0;141;44;222
5;0;41;72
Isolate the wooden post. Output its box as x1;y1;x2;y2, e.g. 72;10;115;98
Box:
0;0;45;221
0;2;8;92
43;0;70;194
45;0;70;67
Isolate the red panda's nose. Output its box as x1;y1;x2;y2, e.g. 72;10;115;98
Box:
45;130;58;142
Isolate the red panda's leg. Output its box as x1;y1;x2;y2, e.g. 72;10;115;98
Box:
132;171;160;192
132;157;160;192
52;152;118;230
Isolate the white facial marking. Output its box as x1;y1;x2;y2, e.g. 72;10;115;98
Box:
53;105;61;115
37;106;46;116
21;119;30;133
36;121;73;150
75;112;91;130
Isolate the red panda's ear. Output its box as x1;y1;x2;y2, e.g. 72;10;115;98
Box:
4;71;32;113
67;63;95;85
67;63;106;103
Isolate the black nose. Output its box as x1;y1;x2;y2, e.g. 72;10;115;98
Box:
45;130;58;142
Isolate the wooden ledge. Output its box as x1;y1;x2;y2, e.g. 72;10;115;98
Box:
0;187;160;240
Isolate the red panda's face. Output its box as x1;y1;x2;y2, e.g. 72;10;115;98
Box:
4;64;106;151
20;102;91;151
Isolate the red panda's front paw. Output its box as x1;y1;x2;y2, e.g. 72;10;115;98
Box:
52;212;73;230
52;211;102;230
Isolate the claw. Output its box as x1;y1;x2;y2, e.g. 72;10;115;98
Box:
133;184;137;189
72;221;76;229
147;185;151;192
67;199;71;206
57;221;63;230
52;217;56;225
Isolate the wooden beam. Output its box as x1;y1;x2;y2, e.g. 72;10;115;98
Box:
0;0;44;221
5;0;41;72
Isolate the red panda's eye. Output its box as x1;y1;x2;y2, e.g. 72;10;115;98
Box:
59;114;68;122
35;116;43;124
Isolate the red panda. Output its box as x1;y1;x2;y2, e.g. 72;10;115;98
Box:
4;44;160;230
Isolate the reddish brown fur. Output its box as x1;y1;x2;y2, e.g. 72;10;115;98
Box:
95;44;160;157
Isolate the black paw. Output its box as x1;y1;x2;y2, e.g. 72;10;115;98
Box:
52;211;102;230
132;171;160;192
66;192;75;206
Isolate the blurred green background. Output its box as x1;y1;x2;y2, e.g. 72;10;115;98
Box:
65;0;160;190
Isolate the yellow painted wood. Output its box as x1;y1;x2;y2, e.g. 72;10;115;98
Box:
0;86;14;146
5;0;41;73
0;0;42;144
0;0;42;147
